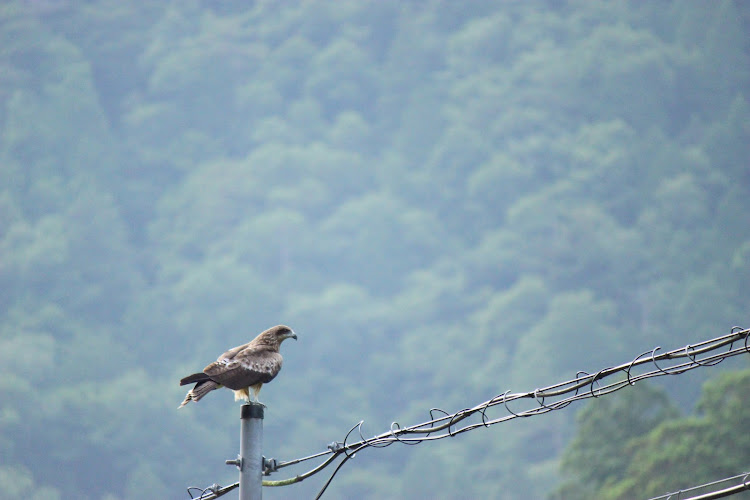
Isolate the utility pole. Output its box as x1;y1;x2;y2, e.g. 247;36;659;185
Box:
226;403;264;500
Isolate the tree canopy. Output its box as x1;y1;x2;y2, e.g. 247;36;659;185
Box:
555;369;750;500
1;1;748;498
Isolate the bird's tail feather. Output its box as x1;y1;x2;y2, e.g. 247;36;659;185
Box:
180;372;211;386
178;380;219;408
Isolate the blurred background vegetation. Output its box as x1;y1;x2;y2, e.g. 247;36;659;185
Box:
0;1;748;498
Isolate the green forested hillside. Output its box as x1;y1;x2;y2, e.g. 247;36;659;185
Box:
556;369;750;499
0;1;748;499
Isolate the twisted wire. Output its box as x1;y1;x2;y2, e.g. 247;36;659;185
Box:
186;482;237;499
647;471;750;500
188;326;749;499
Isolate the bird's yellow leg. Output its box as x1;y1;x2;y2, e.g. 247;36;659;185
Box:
251;384;265;407
234;387;250;402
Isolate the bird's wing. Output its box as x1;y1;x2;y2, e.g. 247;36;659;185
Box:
204;348;282;390
217;341;253;362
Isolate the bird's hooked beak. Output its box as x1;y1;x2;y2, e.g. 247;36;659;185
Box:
288;330;298;341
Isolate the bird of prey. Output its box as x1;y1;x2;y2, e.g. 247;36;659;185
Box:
178;325;297;408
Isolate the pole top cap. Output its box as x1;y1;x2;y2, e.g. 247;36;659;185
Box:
241;402;265;420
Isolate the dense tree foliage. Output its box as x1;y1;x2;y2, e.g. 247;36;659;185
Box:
1;1;748;498
555;370;750;500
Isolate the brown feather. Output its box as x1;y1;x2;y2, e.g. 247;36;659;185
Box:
178;325;296;407
178;379;220;408
180;372;210;386
204;350;282;390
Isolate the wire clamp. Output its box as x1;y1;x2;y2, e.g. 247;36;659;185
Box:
263;456;278;475
327;441;344;453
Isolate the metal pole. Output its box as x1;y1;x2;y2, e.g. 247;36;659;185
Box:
239;403;264;500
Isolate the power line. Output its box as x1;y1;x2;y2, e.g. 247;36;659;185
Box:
187;483;237;499
187;326;750;499
647;471;750;500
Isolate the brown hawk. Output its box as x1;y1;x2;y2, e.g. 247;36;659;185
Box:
179;325;297;408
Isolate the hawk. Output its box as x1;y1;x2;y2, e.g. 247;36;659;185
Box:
179;325;297;408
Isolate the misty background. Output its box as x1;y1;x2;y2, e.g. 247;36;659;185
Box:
1;1;749;499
